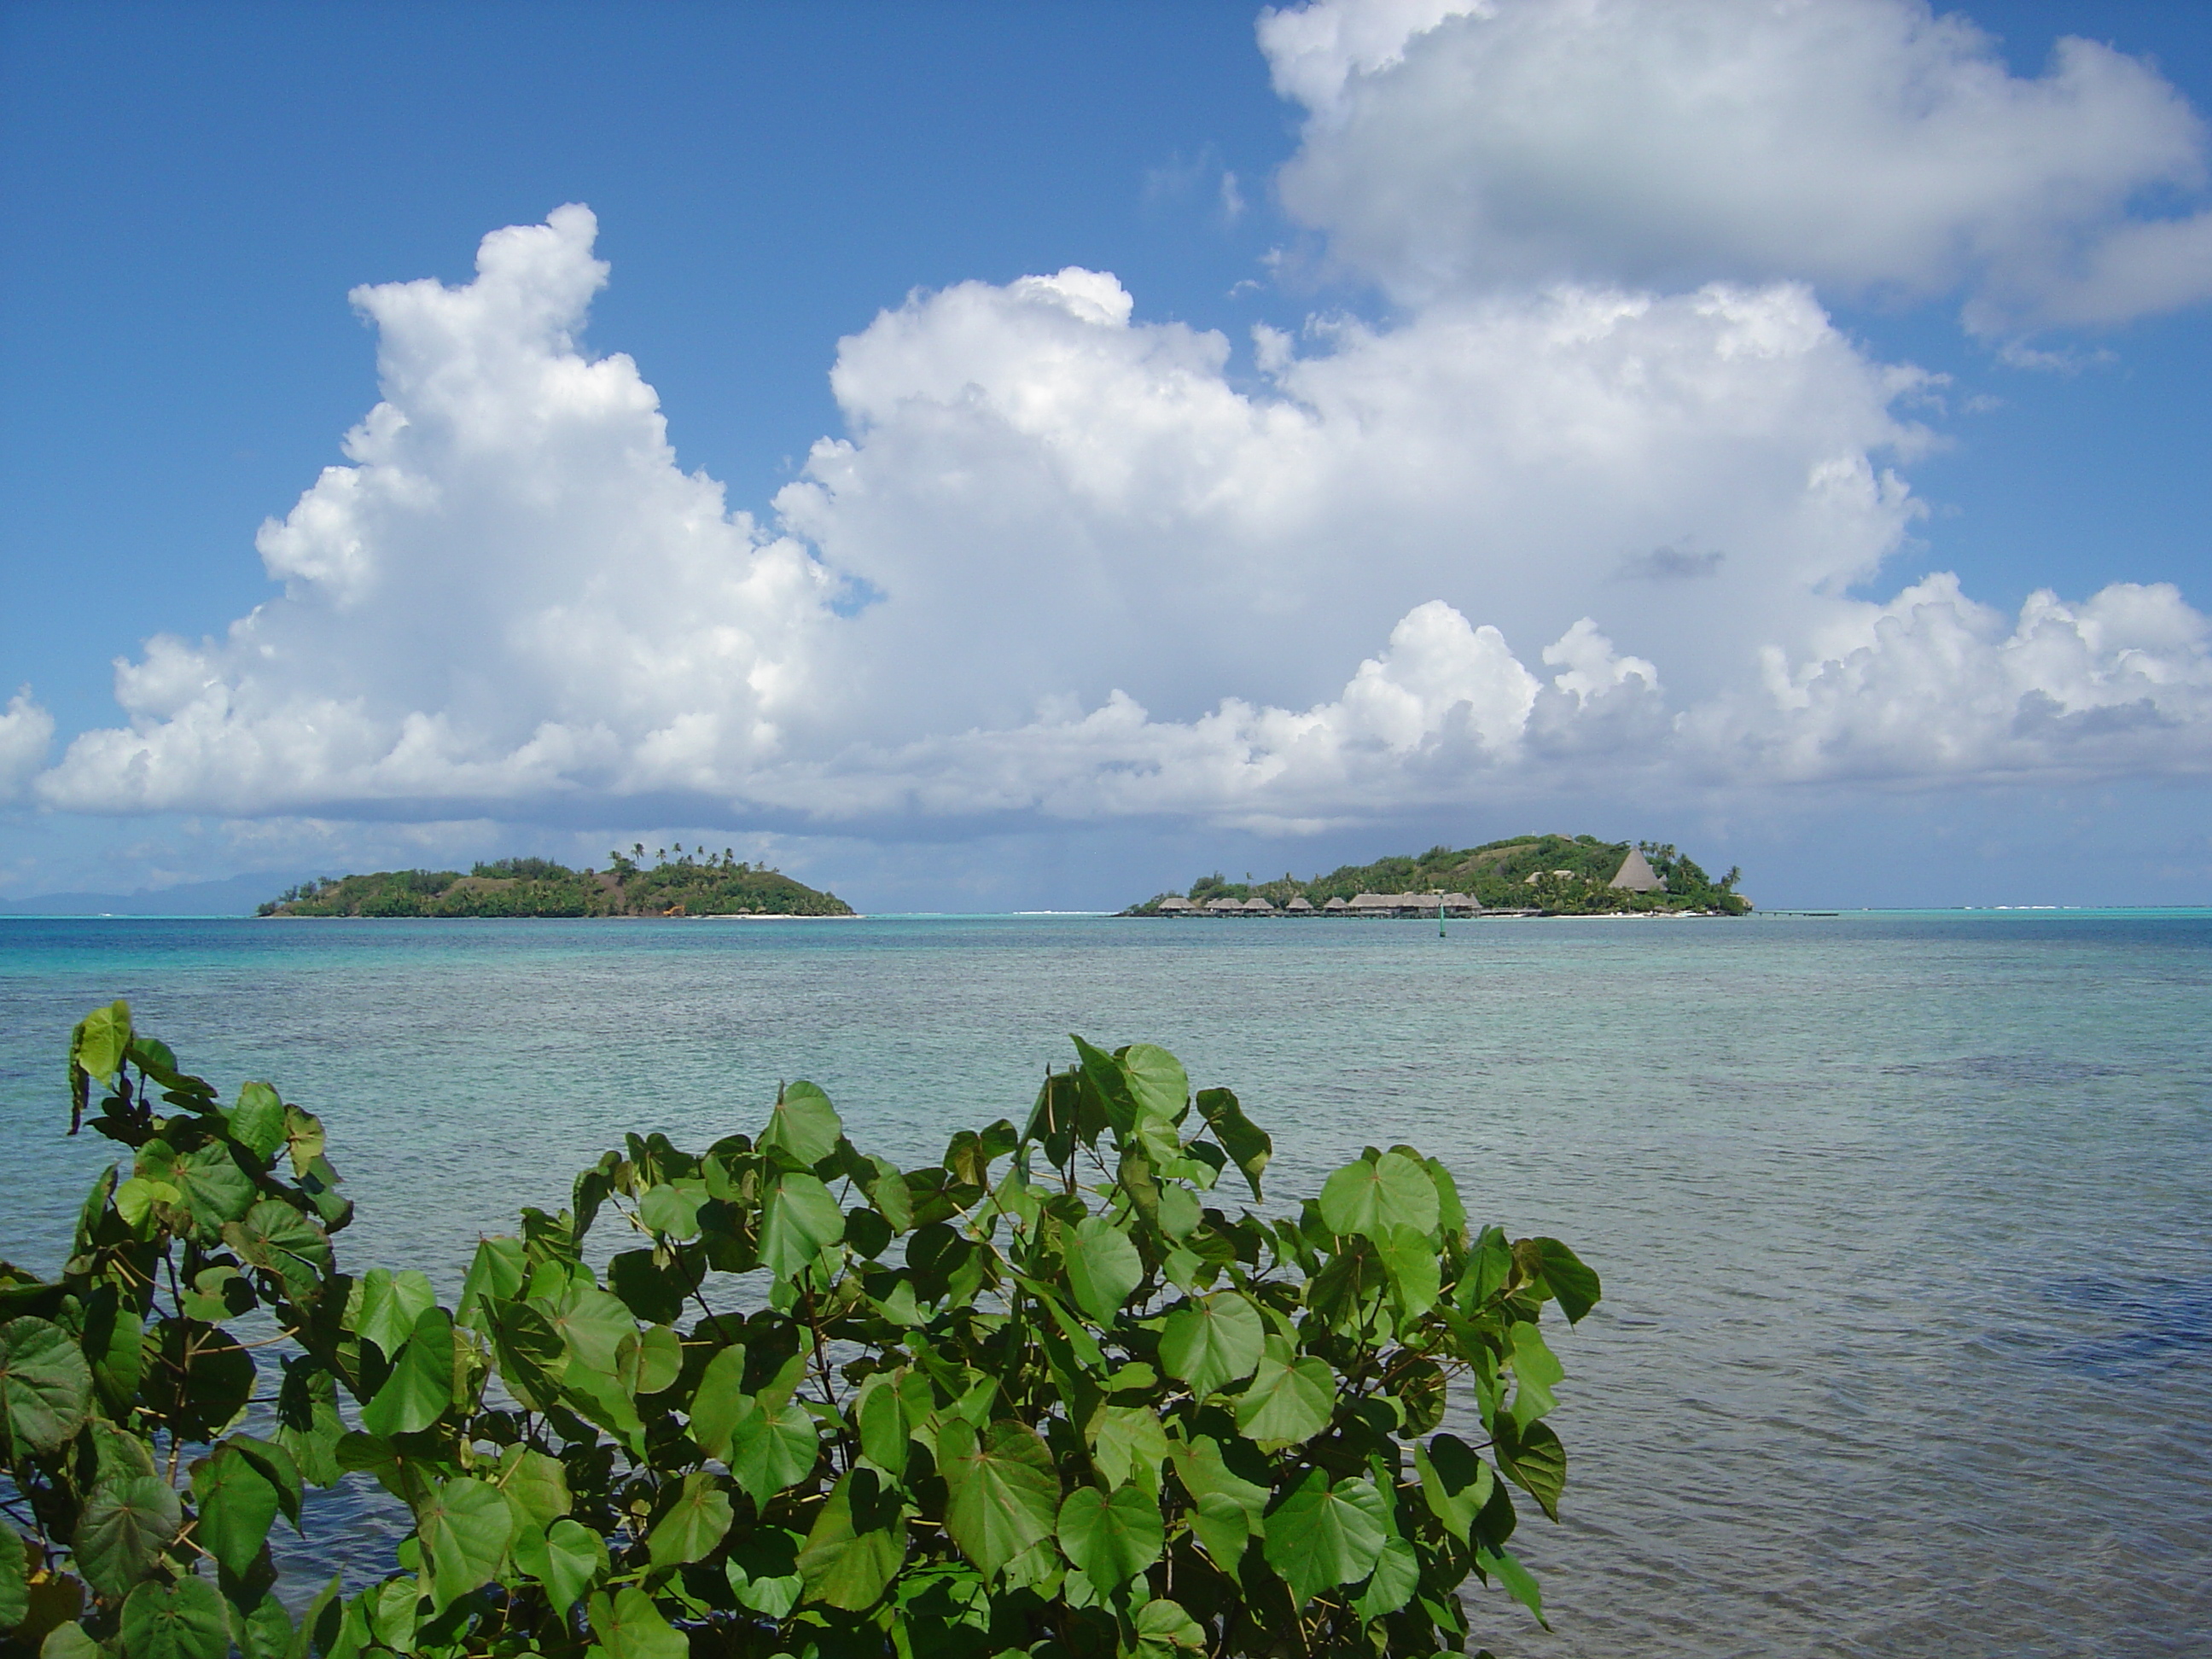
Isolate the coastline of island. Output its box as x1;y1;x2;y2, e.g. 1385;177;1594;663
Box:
1121;833;1750;918
258;845;855;919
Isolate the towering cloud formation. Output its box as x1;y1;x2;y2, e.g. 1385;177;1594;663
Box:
27;1;2212;835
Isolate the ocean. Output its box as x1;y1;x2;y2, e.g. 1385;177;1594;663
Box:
3;912;2206;1656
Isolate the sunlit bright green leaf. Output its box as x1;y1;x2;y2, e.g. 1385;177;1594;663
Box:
1232;1336;1334;1447
757;1081;843;1168
1477;1545;1547;1628
1318;1152;1439;1242
191;1443;278;1576
1056;1484;1162;1588
1063;1216;1143;1324
358;1307;454;1436
1261;1470;1388;1604
417;1476;515;1613
1120;1045;1189;1121
120;1575;227;1659
727;1394;818;1505
587;1586;688;1659
225;1082;287;1162
648;1472;732;1568
514;1517;606;1615
1158;1293;1263;1400
760;1173;844;1278
940;1417;1060;1580
354;1268;435;1363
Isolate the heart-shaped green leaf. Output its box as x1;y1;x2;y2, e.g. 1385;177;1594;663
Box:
0;1317;91;1456
1413;1434;1493;1540
587;1586;687;1659
359;1307;454;1436
1087;1403;1168;1492
760;1173;844;1279
1158;1293;1263;1400
222;1201;330;1299
1056;1484;1163;1588
1373;1225;1442;1319
73;1476;181;1598
1188;1492;1249;1575
688;1344;749;1461
190;1443;278;1575
1261;1470;1388;1604
1353;1534;1421;1619
491;1445;569;1533
417;1476;516;1613
0;1521;27;1631
513;1517;606;1614
72;1001;132;1087
797;1468;904;1610
939;1417;1059;1580
120;1575;228;1659
757;1082;843;1168
1493;1415;1567;1521
1194;1088;1271;1200
1063;1216;1143;1324
1232;1336;1334;1447
172;1143;255;1232
354;1269;435;1362
725;1528;803;1619
1132;1597;1208;1657
1120;1045;1189;1122
1476;1544;1547;1628
1318;1152;1439;1242
647;1471;732;1568
727;1394;818;1505
225;1082;287;1162
637;1182;706;1241
1527;1237;1602;1324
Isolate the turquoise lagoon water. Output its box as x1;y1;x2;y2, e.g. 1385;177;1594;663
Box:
3;912;2207;1656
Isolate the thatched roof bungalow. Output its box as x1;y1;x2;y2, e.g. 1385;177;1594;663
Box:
1610;848;1663;893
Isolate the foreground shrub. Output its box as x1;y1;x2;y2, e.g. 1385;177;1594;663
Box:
0;1002;1601;1659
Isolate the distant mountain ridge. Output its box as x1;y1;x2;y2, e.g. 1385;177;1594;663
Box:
0;871;294;917
259;847;853;917
1123;834;1748;916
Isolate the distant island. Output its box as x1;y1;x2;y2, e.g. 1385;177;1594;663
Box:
259;846;855;918
1121;834;1749;917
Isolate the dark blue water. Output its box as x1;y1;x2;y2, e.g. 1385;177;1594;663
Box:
3;913;2207;1656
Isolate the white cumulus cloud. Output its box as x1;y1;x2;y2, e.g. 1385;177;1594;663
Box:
1263;0;2212;331
33;201;2212;833
0;689;55;802
40;207;838;817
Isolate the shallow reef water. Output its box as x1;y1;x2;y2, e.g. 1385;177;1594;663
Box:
3;911;2207;1657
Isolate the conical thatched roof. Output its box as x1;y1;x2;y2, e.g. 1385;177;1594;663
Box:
1610;847;1663;892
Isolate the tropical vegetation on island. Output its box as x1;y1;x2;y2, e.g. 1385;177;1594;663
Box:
1125;835;1748;917
258;847;853;919
1;1001;1601;1659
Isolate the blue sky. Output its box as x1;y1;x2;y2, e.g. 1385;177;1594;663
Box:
3;0;2210;910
